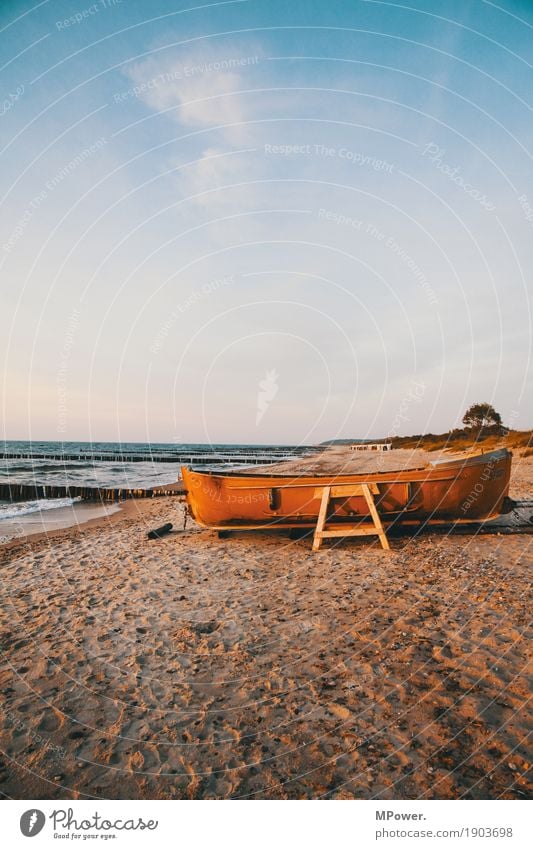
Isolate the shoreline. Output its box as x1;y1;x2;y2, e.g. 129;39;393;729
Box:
0;502;122;545
0;497;177;561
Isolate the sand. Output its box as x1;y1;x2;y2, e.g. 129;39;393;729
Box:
0;502;122;545
253;445;441;475
0;451;531;800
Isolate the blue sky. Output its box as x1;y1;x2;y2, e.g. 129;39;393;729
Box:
1;0;532;443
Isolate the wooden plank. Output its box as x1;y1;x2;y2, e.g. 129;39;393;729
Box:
312;486;331;551
332;483;379;497
361;483;390;551
313;483;379;499
318;527;380;538
311;482;390;551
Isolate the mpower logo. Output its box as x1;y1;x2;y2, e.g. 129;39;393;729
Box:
20;809;45;837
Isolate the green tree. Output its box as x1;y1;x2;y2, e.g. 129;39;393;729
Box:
462;402;502;430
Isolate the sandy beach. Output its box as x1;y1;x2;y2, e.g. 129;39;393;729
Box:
0;450;531;800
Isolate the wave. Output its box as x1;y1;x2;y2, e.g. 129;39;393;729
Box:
0;442;305;491
0;497;81;521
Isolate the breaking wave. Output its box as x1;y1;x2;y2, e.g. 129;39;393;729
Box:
0;497;81;521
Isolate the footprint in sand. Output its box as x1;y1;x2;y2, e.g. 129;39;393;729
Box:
37;710;64;733
329;703;352;720
68;730;85;740
129;751;145;771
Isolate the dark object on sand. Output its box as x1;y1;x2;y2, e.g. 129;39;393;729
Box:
147;522;173;539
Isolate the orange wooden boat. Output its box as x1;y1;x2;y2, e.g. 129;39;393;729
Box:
182;448;512;531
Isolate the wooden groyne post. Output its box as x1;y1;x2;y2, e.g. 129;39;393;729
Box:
0;482;186;503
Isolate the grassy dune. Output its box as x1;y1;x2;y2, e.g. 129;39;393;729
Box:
391;429;533;455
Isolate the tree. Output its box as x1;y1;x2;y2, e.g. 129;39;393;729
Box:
462;402;502;430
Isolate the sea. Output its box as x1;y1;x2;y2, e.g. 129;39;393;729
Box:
0;440;307;527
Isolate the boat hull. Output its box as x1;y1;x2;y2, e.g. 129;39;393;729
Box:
182;449;512;529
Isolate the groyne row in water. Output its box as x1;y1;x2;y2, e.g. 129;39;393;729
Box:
0;451;297;464
0;482;186;503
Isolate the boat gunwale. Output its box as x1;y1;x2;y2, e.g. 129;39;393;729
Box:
183;448;511;488
184;470;459;490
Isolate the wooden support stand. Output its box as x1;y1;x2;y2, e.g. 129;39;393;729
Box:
312;483;390;551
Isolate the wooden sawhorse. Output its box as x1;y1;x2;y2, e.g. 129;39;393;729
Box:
312;483;390;551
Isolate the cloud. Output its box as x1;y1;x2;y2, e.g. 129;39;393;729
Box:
120;43;270;212
180;146;258;209
122;44;263;137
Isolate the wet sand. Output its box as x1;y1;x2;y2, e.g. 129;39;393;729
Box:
0;502;122;545
0;451;531;800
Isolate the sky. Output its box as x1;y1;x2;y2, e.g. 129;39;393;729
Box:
0;0;532;444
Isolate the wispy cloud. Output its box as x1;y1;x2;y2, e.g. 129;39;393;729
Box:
181;145;253;203
122;43;263;139
122;42;266;207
